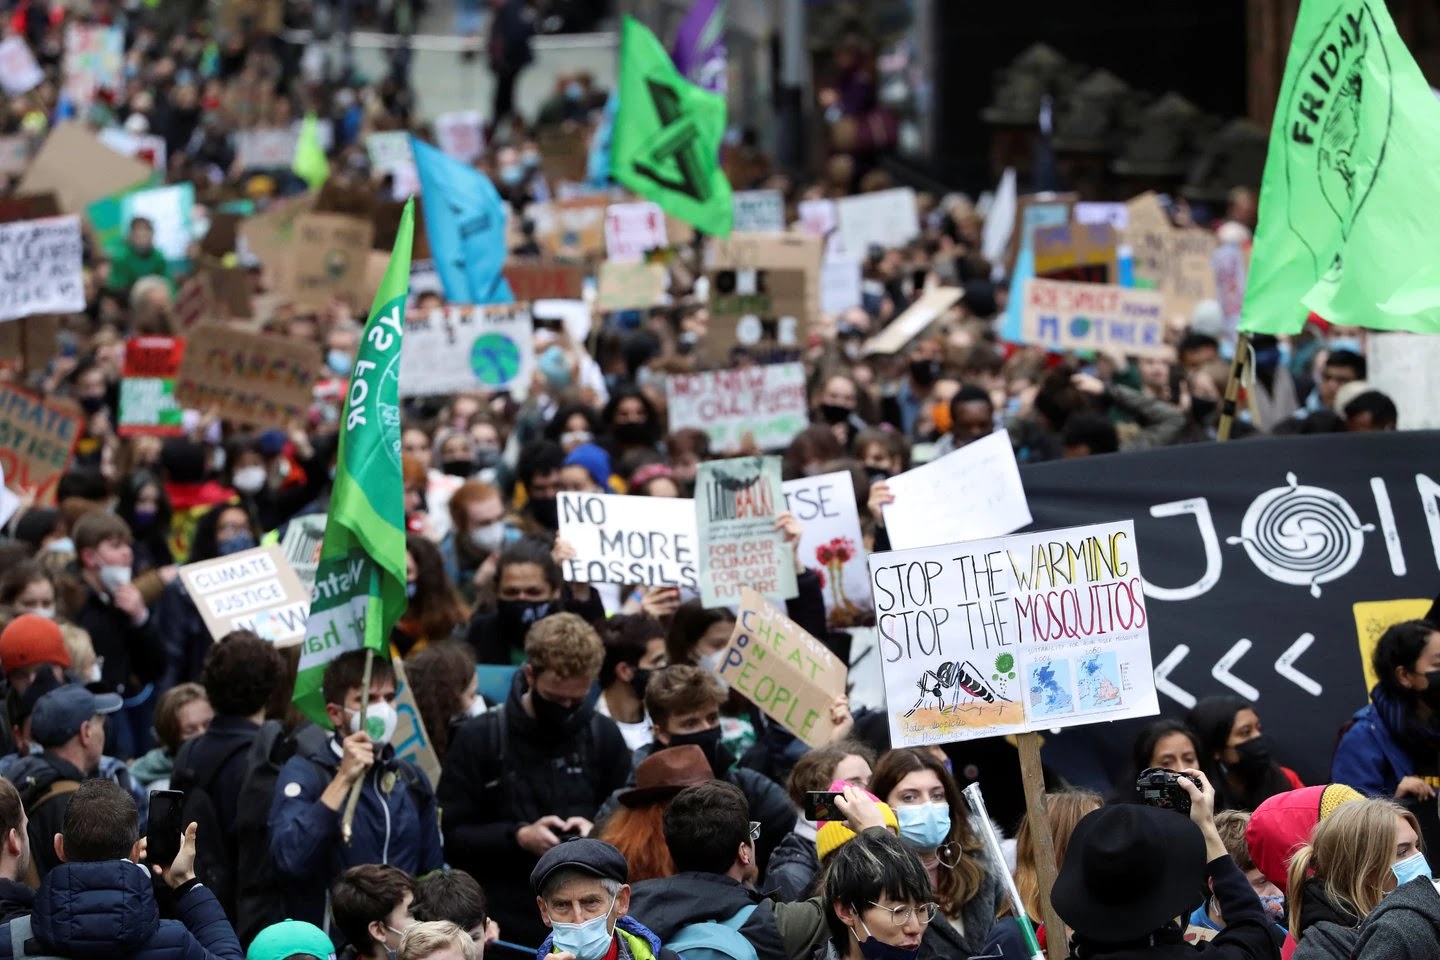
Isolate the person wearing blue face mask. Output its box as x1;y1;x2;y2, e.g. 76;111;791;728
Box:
869;749;1006;959
532;839;676;960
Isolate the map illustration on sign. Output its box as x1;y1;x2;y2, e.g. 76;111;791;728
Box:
470;332;523;387
1077;651;1123;709
1029;659;1075;718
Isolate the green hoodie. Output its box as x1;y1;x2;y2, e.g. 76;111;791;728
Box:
108;244;170;295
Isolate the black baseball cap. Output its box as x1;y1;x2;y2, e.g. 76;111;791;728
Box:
529;838;628;896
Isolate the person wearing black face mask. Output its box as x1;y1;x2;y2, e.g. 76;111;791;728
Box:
603;388;662;458
825;831;940;960
1335;619;1440;858
463;537;605;665
516;440;566;536
591;665;797;884
595;615;668;753
1188;696;1303;813
438;612;631;950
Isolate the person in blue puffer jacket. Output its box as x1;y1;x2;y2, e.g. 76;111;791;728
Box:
0;778;242;960
268;651;444;945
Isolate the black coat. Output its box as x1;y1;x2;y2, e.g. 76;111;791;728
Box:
628;872;790;960
762;831;819;902
73;585;165;696
437;672;630;948
4;753;93;882
172;716;263;843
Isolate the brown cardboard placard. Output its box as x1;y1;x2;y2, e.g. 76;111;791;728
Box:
239;193;315;269
708;232;823;337
174;324;322;426
534;196;609;257
0;382;83;504
17;123;153;216
284;213;374;310
206;265;254;319
503;259;587;302
200;212;242;257
0;193;61;225
596;261;667;312
1122;193;1219;324
861;287;964;356
705;267;809;366
535;124;591;184
177;544;309;646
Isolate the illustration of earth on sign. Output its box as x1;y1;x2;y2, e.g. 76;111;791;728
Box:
1077;652;1123;710
1029;660;1075;718
469;332;522;388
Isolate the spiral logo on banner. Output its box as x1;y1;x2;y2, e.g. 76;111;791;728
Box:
1226;471;1374;597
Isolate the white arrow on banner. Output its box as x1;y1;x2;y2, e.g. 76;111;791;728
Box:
1275;633;1323;696
1154;644;1196;708
1212;639;1261;701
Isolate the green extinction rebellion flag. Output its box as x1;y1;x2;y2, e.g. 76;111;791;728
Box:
1241;0;1440;335
293;199;415;726
611;15;733;237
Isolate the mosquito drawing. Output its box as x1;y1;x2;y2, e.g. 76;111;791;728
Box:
904;660;1009;718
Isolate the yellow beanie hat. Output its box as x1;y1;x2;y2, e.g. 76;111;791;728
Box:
816;796;899;861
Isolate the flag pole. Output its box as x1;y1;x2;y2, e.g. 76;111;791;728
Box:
340;648;375;845
1216;333;1250;442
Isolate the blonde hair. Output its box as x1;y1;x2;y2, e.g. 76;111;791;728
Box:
58;623;96;685
1004;790;1103;920
1287;798;1420;941
525;613;604;680
398;920;476;960
1213;810;1254;871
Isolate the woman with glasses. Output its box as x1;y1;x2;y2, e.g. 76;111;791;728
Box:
869;748;1005;957
823;829;939;960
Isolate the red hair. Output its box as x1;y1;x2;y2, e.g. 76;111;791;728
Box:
598;805;674;882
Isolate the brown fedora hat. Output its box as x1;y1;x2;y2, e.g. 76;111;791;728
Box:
618;745;714;808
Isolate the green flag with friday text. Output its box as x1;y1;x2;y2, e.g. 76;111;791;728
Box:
293;199;414;727
611;15;733;237
1241;0;1440;335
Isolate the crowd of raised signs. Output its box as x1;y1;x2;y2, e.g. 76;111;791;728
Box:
1;1;1440;960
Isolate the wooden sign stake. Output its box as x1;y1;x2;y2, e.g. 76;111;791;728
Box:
1017;732;1065;955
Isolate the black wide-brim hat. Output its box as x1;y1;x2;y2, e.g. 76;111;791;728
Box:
1051;804;1207;942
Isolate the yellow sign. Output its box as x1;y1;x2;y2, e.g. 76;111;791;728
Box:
1352;598;1431;695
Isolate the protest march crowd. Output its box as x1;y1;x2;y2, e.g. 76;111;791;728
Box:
3;0;1440;959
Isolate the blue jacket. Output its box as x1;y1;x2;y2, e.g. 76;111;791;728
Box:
268;735;444;936
0;860;242;959
1331;702;1415;796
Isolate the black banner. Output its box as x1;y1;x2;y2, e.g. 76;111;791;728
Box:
1019;431;1440;789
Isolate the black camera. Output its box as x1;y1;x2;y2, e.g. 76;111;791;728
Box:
1136;767;1202;816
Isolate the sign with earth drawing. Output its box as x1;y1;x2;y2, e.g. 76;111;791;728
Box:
398;304;534;399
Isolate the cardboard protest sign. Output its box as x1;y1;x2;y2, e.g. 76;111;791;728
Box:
604;202;667;263
239;193;314;268
392;658;443;785
1123;193;1218;322
694;456;798;608
1006;193;1076;271
234;128;299;170
531;300;592;345
0;384;82;505
19;124;152;217
666;363;808;453
732;190;786;233
0;37;43;97
819;257;863;316
207;265;254;320
1032;223;1118;283
0;136;30;177
63;24;123;110
705;267;808;365
835;188;920;255
535;124;590;183
398;305;535;398
783;472;873;627
178;544;310;646
118;336;186;437
0;315;60;376
174;324;323;426
532;197;608;256
279;514;327;591
0;194;58;225
0;216;86;323
1369;334;1440;430
868;518;1158;747
708;232;823;336
503;260;586;302
558;492;698;589
436;111;486;163
862;287;963;356
285;213;374;310
596;261;666;312
883;431;1032;549
1019;278;1169;359
717;588;848;748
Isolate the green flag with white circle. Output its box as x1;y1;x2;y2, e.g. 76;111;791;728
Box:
293;199;414;726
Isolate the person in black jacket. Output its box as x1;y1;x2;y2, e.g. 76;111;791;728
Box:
595;665;811;883
4;683;124;884
68;511;165;759
0;780;33;925
171;630;283;917
439;612;630;949
1050;769;1280;960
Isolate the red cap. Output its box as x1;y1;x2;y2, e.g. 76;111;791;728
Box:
0;615;72;675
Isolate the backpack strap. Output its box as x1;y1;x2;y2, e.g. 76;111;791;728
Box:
175;736;253;795
720;906;757;930
10;911;64;960
22;781;80;888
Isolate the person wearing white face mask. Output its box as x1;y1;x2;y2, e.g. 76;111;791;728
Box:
269;651;444;937
440;481;520;602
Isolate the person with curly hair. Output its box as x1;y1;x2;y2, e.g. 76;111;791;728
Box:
406;642;482;761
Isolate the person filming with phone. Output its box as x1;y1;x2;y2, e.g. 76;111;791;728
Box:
0;778;242;959
1051;769;1280;959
